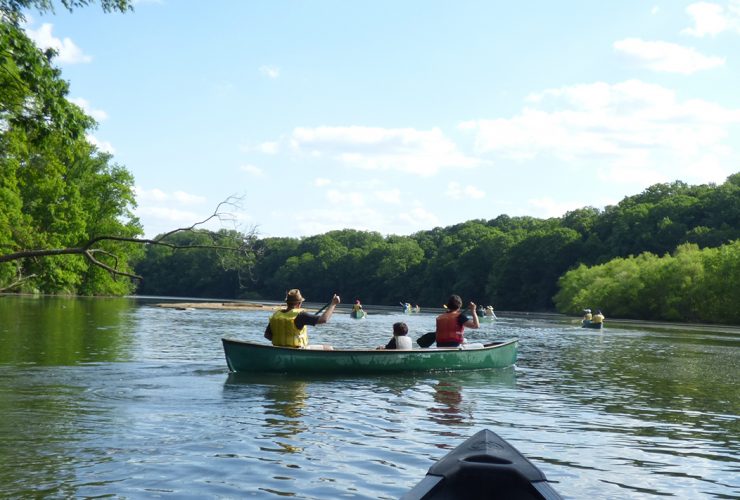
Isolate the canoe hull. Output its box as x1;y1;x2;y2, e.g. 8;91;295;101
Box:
350;310;367;319
581;320;603;329
402;429;562;500
222;339;518;374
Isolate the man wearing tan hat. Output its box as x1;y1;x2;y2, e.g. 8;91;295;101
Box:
264;289;340;348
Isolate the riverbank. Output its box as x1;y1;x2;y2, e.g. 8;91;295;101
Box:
154;301;280;311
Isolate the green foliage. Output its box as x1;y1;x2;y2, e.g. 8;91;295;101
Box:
555;241;740;324
134;230;247;299
1;15;142;294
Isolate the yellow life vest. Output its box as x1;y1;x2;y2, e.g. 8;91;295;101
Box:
592;313;604;324
269;308;308;347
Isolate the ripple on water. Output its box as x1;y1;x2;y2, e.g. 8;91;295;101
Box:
2;303;739;499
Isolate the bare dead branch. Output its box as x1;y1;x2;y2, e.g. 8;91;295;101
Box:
0;196;259;283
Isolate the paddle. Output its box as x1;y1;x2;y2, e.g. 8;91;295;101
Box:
417;331;436;348
314;298;334;316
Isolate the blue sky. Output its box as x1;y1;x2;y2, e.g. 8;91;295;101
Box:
25;0;740;238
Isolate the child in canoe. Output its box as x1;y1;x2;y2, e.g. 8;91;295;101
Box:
377;322;413;350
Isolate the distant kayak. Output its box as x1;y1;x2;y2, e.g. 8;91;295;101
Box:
402;429;562;500
350;309;366;319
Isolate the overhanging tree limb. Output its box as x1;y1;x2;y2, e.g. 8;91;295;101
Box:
0;196;258;281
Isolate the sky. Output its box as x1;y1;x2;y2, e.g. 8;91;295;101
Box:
24;0;740;239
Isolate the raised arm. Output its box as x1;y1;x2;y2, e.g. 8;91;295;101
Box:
317;294;341;324
464;302;480;329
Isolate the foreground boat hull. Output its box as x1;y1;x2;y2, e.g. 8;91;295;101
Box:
402;429;562;500
222;339;518;374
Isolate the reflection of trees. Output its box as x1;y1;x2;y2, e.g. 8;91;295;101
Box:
262;380;309;454
0;296;136;365
551;333;740;438
0;296;138;496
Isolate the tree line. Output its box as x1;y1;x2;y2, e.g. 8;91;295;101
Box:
134;175;740;323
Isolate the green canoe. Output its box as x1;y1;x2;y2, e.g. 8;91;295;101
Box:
221;338;518;374
581;320;604;329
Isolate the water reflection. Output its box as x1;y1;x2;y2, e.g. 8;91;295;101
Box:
3;297;738;499
0;295;136;364
225;373;309;454
263;380;308;453
429;379;465;426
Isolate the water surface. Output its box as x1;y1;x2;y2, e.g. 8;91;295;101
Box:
0;296;738;498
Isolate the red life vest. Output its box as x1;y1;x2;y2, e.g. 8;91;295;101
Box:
436;311;464;344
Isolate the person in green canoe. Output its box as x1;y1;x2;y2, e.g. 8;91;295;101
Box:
435;294;480;347
376;322;412;350
264;289;340;349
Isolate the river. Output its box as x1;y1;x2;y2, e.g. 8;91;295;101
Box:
0;295;738;499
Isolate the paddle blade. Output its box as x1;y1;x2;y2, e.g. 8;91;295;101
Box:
417;331;436;348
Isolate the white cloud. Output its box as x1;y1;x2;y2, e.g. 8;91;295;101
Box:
682;1;740;37
135;187;206;205
651;6;660;15
86;135;115;154
445;182;486;200
259;65;280;78
289;126;482;176
398;205;440;228
240;164;264;176
70;98;108;121
460;80;740;186
172;191;207;204
25;23;92;64
292;207;380;236
282;199;440;237
326;189;365;207
135;205;200;223
613;38;724;74
528;197;588;218
133;187;212;237
373;188;402;204
313;178;331;187
259;141;279;154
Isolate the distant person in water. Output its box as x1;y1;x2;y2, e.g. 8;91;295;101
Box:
435;294;480;347
264;289;340;349
378;322;412;350
352;300;363;313
485;305;497;319
413;304;421;313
